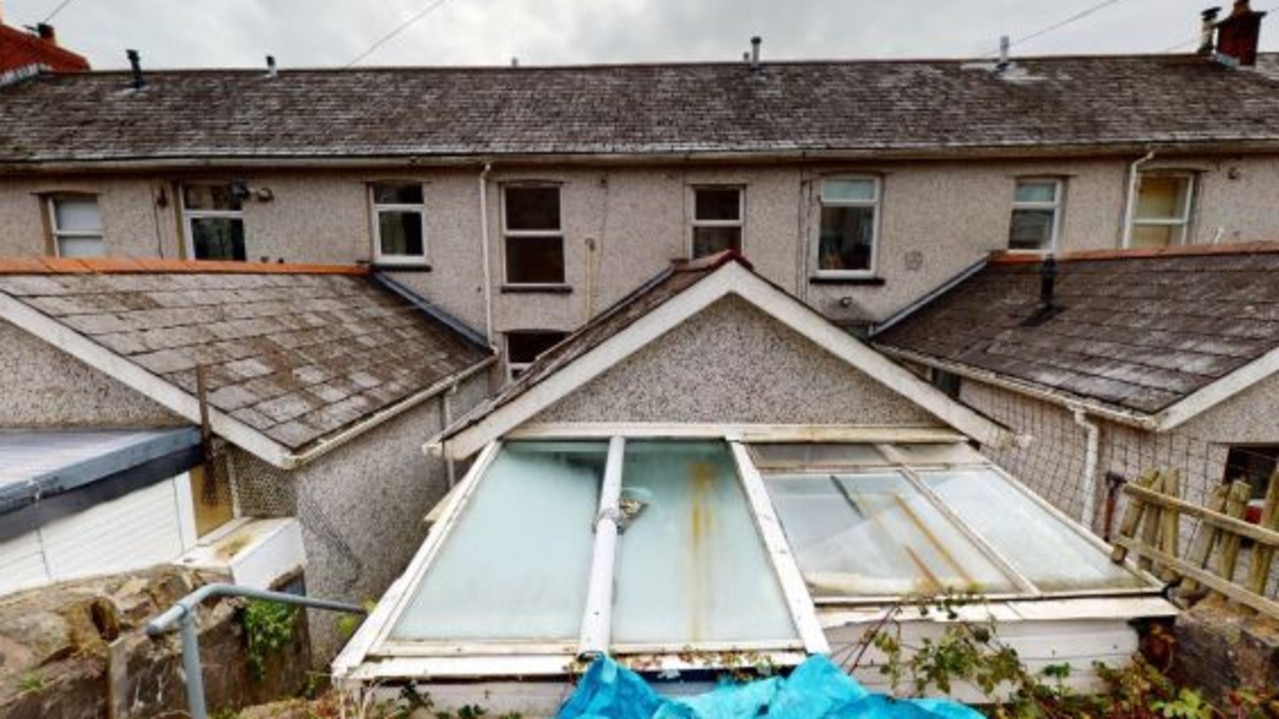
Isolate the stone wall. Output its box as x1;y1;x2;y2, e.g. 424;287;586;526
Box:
0;567;312;719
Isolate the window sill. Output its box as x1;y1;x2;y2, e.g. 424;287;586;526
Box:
808;275;886;286
371;262;433;272
500;284;573;295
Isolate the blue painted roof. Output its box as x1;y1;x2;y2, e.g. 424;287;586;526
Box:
0;427;201;515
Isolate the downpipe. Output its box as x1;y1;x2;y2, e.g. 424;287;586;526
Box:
1072;405;1101;531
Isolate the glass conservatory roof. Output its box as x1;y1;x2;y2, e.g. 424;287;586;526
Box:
362;436;1156;663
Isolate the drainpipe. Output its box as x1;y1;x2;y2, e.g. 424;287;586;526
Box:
578;436;625;656
442;380;459;487
478;163;495;343
1072;405;1101;531
1120;150;1156;248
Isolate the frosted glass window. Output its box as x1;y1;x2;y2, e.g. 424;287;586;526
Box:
389;441;605;642
748;443;885;470
921;470;1148;592
1130;174;1193;248
48;196;104;258
612;441;798;646
766;472;1017;597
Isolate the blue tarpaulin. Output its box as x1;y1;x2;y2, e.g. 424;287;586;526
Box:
557;655;984;719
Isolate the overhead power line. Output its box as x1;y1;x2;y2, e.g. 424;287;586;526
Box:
42;0;78;24
344;0;455;68
986;0;1130;56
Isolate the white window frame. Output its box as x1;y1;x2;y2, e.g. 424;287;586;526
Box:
501;183;565;287
813;176;881;278
689;186;744;258
1127;172;1195;248
370;182;428;265
180;182;245;261
45;194;105;258
1008;178;1063;253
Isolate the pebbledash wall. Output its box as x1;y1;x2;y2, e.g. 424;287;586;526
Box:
0;317;490;661
530;295;943;427
7;153;1279;358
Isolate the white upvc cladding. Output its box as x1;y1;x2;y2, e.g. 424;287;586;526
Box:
0;471;196;596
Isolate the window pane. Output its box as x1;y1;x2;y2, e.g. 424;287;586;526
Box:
1135;176;1189;221
766;472;1017;597
1014;181;1057;204
390;441;605;642
505;235;565;284
378;211;425;257
508;331;566;364
822;179;876;203
183;184;242;211
692;226;741;258
1130;224;1178;249
373;183;423;205
57;236;105;258
505;186;561;230
612;441;798;645
190;217;246;261
749;443;885;470
921;469;1148;592
818;206;874;271
694;189;741;221
52;198;101;232
1009;209;1055;251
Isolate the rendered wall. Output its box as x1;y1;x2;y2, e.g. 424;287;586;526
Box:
290;369;489;661
0;319;183;428
535;295;941;426
6;156;1279;345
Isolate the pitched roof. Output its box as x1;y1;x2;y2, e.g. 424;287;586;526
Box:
436;251;1012;457
874;243;1279;426
0;259;492;466
3;54;1279;164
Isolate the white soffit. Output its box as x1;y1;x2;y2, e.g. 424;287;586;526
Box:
440;262;1013;458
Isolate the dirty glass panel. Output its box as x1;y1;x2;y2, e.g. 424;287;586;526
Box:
766;472;1016;597
890;443;985;466
748;443;885;471
1134;176;1190;221
1009;208;1055;251
694;188;741;221
822;178;877;203
389;441;605;642
818;205;875;271
377;211;425;257
692;226;741;258
190;217;246;261
921;469;1148;592
612;441;798;646
1013;181;1057;204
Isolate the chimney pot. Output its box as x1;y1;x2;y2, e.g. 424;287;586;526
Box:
750;36;762;73
126;49;145;89
1199;7;1222;54
266;54;277;78
1216;0;1267;66
36;23;56;45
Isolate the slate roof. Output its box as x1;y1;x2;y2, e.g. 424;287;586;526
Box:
873;243;1279;416
0;259;491;453
3;54;1279;163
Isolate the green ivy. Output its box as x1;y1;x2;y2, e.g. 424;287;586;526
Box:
242;599;297;682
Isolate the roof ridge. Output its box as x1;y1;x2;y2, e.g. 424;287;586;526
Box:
0;257;368;275
989;240;1279;265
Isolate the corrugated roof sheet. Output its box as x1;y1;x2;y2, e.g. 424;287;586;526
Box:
873;243;1279;415
3;54;1279;163
0;260;492;452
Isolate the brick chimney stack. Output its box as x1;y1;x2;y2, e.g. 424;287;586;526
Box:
1217;0;1268;66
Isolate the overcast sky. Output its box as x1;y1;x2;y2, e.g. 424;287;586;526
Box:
4;0;1276;70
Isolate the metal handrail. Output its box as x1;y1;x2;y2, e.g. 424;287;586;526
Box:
146;582;366;719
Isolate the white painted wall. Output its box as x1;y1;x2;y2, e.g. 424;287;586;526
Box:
0;472;195;595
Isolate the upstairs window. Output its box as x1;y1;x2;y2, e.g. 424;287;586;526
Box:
1009;179;1061;252
182;183;246;261
47;195;104;258
1129;174;1194;248
691;187;743;258
372;183;427;263
816;178;878;275
503;185;564;285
